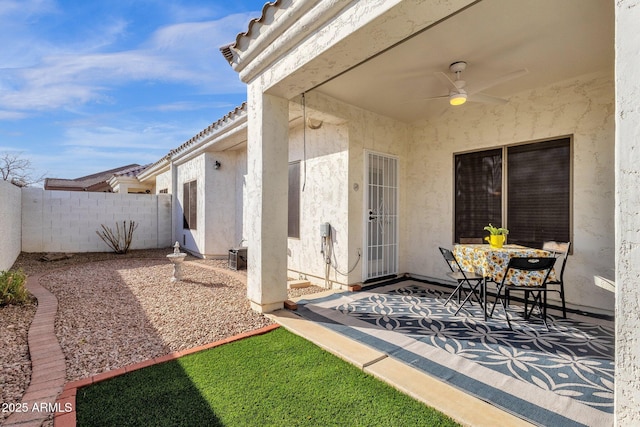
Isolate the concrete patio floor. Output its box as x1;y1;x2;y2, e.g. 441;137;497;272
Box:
267;289;534;427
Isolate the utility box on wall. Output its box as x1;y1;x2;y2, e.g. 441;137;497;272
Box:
228;247;247;270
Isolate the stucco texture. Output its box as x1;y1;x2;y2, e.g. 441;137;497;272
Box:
405;71;615;313
0;180;21;271
292;71;615;314
615;0;640;422
175;151;242;258
21;189;171;253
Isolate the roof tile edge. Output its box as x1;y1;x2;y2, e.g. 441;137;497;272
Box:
168;102;247;157
220;0;282;65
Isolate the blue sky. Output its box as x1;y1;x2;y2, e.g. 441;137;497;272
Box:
0;0;266;183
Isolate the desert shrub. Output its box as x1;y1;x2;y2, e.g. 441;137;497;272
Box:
0;269;29;306
96;220;138;254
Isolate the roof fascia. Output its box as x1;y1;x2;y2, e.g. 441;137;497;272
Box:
223;0;349;82
139;103;247;178
227;0;477;100
137;157;170;182
171;117;248;166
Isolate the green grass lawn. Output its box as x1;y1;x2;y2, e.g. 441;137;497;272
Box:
76;327;460;426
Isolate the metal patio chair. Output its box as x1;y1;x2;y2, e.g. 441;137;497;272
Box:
542;241;571;318
439;247;484;315
490;256;557;330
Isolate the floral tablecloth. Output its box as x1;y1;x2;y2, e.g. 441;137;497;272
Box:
453;244;556;286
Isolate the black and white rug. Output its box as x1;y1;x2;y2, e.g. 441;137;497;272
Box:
296;280;614;427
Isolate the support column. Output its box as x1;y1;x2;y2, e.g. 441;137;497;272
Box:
615;0;640;423
170;161;179;246
246;85;289;313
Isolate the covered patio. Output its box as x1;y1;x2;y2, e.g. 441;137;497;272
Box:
274;279;613;426
221;0;637;424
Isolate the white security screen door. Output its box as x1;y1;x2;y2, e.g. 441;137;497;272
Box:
364;152;399;281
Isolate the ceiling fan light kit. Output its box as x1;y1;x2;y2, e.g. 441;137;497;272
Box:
408;60;527;108
448;61;467;106
445;61;529;107
449;90;467;105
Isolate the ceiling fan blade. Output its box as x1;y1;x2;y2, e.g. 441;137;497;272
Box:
435;71;459;92
466;68;529;95
468;93;509;105
401;94;448;104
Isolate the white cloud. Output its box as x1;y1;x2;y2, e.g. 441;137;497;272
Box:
0;0;57;18
0;1;260;179
62;124;185;150
0;110;28;120
0;11;252;116
151;100;241;112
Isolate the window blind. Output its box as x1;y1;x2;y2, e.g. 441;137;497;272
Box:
183;180;197;230
454;149;502;243
288;162;300;238
507;138;570;248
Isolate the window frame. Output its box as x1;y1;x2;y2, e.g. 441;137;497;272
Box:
288;161;301;239
453;136;573;248
182;180;197;230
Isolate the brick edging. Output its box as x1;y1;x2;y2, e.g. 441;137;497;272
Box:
4;272;67;427
53;324;280;427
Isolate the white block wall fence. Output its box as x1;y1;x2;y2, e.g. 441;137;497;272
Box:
21;189;172;253
0;180;22;271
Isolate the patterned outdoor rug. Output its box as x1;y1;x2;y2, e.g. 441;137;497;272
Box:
296;280;614;427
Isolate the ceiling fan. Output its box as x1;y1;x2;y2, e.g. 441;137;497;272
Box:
431;61;529;106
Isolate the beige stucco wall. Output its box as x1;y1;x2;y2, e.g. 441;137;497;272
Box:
245;88;289;312
155;170;172;194
203;151;238;257
235;150;248;247
404;70;615;314
175;152;238;258
0;180;22;271
615;0;640;421
293;92;411;287
175;154;205;255
287;120;350;287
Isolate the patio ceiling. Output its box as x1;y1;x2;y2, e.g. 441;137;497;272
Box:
313;0;614;123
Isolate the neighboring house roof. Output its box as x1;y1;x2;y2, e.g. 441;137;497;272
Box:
107;163;153;193
112;164;150;178
44;164;143;192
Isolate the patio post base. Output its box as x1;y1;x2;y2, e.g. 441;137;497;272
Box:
250;300;284;313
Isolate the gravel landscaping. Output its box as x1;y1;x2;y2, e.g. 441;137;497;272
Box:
0;301;36;423
0;249;325;424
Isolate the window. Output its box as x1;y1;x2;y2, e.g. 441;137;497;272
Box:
288;162;300;238
455;149;502;243
183;180;197;230
454;137;571;248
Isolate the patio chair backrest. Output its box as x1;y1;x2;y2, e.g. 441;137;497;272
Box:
502;256;557;287
542;241;571;281
439;247;463;273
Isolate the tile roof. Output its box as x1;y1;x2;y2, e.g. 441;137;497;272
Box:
140;102;247;177
220;1;281;64
112;163;151;178
168;102;247;157
44;164;143;191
